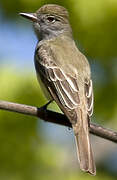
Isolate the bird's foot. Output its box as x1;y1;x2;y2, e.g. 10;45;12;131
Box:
38;100;52;112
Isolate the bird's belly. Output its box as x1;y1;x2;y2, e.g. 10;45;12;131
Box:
36;73;53;101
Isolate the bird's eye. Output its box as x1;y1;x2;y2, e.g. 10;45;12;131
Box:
47;16;56;23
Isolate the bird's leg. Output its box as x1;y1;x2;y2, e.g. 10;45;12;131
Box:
37;100;53;119
38;100;52;111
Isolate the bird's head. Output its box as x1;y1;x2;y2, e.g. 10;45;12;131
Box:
20;4;72;40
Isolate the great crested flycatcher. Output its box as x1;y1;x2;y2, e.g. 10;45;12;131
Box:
20;4;96;175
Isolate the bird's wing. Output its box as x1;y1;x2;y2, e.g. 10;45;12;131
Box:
35;44;93;119
35;45;80;113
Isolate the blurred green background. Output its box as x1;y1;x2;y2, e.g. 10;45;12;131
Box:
0;0;117;179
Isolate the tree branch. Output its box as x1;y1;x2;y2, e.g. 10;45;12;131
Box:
0;100;117;143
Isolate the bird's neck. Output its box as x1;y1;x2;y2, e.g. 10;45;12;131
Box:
36;23;73;40
38;31;73;46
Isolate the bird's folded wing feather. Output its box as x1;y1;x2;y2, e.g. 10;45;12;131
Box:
85;79;94;119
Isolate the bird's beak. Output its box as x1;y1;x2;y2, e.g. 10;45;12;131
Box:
19;12;37;22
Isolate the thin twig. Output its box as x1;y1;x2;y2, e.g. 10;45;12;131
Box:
0;100;117;143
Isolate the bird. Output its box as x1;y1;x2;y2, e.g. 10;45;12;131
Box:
20;4;96;175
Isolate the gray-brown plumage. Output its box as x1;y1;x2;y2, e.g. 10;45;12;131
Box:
20;4;96;175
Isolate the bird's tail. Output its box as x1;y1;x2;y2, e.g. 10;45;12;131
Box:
73;120;96;175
